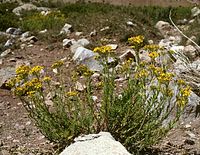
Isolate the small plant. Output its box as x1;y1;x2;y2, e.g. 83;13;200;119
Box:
7;36;191;154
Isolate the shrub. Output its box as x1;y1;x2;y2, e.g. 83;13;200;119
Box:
7;36;191;154
0;2;19;31
20;11;66;33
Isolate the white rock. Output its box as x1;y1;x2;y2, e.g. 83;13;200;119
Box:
4;39;13;47
21;31;30;39
75;32;83;36
126;21;136;26
0;49;11;57
92;96;98;101
40;10;51;16
77;38;90;47
186;36;196;45
191;7;200;17
106;44;118;50
39;29;47;34
13;4;37;16
90;30;97;37
60;23;72;35
73;47;102;71
75;81;86;91
100;26;109;32
183;45;197;60
63;39;76;48
60;132;131;155
119;49;136;61
189;19;195;24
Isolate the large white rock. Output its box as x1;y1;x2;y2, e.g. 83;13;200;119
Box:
13;4;37;16
73;47;102;71
60;132;131;155
191;7;200;17
60;23;72;35
183;45;197;60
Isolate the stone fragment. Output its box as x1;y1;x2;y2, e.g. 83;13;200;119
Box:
60;23;72;35
183;45;197;60
77;38;90;47
60;132;131;155
191;7;200;17
75;32;83;36
0;49;11;58
126;21;136;26
106;44;118;50
13;4;37;16
90;30;97;37
63;39;76;48
0;67;15;88
75;81;86;91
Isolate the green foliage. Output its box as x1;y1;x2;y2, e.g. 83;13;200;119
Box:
8;37;191;154
20;11;66;33
0;2;19;31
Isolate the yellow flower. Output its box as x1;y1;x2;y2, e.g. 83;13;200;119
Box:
180;86;191;97
27;91;36;97
29;66;44;75
144;44;161;52
14;86;24;96
93;46;112;54
128;35;144;49
177;99;187;108
76;65;93;77
6;78;16;88
66;91;78;96
148;51;159;59
135;69;149;79
51;60;64;69
43;76;51;82
177;79;186;85
157;72;173;83
16;65;30;77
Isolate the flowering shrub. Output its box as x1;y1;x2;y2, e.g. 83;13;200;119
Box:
7;36;191;154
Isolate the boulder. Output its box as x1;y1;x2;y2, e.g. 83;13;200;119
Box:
119;49;136;62
13;4;37;16
4;39;14;47
60;132;131;155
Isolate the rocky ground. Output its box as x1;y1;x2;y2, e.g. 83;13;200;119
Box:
0;2;200;155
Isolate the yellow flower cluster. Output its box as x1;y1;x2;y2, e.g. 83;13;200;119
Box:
128;35;144;49
149;65;163;76
93;46;112;54
16;65;30;78
29;66;44;75
180;86;191;97
143;44;161;51
66;91;78;97
51;60;64;69
43;76;51;82
148;51;159;59
76;65;93;77
135;69;149;79
157;72;174;83
7;65;52;97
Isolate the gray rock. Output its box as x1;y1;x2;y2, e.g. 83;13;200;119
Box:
75;32;83;36
4;39;14;47
60;132;131;155
77;38;90;47
60;23;72;35
0;67;15;88
100;26;109;32
106;44;118;50
22;36;38;43
21;31;30;39
39;29;47;34
73;47;102;71
191;7;200;17
63;39;76;48
126;21;136;26
119;49;136;62
90;30;97;37
6;27;17;34
75;81;86;91
0;49;11;58
183;45;197;60
13;3;37;16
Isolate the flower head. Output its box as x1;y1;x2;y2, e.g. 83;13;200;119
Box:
29;66;44;75
16;65;30;78
148;51;159;59
66;91;78;97
51;60;64;69
93;46;112;54
128;35;144;49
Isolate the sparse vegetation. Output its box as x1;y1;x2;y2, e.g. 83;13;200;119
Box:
7;36;191;154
